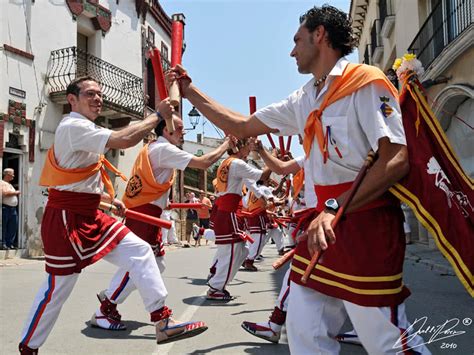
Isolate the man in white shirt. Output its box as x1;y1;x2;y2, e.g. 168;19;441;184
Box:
169;5;430;354
92;114;230;332
19;77;206;354
1;168;20;249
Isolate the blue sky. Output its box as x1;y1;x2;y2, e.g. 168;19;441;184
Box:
160;0;357;157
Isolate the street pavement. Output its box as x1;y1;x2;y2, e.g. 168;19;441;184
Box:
1;243;473;355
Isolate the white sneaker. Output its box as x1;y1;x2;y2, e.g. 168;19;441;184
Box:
90;310;126;330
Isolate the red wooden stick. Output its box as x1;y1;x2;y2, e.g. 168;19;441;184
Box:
149;48;168;100
100;202;172;230
171;20;184;67
267;135;277;150
300;150;376;283
167;202;203;209
278;136;285;156
170;15;184;108
249;96;257;114
286;136;293;153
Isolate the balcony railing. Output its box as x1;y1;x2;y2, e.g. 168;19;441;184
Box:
370;19;383;63
408;0;473;69
379;0;395;37
47;46;145;117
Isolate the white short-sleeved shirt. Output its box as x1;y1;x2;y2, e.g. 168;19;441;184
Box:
1;180;18;206
148;136;194;209
255;57;405;186
53;112;112;194
220;158;262;196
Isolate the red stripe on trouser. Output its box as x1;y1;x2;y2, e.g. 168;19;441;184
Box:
111;272;130;301
22;275;56;346
279;287;290;310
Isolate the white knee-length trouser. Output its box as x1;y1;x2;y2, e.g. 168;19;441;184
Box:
287;282;431;355
208;242;248;291
20;233;167;349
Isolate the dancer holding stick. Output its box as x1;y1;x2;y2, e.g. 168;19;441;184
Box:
169;5;430;353
19;77;198;354
91;113;231;335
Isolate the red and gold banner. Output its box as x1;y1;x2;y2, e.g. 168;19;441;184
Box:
390;76;474;296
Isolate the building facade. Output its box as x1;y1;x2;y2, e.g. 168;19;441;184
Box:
350;0;473;245
0;0;178;255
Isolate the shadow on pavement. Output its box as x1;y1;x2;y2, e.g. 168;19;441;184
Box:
81;320;152;340
178;276;208;286
182;295;246;307
231;308;274;316
188;341;289;354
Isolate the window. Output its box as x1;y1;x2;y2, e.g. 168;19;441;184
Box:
148;27;155;46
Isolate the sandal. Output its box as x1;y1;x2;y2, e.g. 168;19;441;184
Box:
156;317;207;344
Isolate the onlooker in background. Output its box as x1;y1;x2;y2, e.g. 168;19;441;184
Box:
1;168;20;249
197;190;212;246
161;208;179;246
184;192;199;247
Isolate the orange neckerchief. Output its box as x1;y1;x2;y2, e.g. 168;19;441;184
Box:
247;191;266;212
214;157;236;193
303;63;399;158
39;146;126;198
292;168;305;199
122;143;175;209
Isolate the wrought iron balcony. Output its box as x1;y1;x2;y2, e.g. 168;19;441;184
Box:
408;0;473;70
47;46;145;118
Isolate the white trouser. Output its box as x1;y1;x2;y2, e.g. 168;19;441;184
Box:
287;282;431;355
269;227;284;251
20;233;167;349
247;232;265;260
276;267;291;312
104;255;166;305
208;242;248;291
162;220;178;244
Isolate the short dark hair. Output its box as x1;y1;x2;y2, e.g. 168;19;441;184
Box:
300;4;355;57
154;118;167;137
66;76;99;96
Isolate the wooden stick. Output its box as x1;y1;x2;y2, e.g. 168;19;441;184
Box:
278;136;285;156
170;18;184;108
99;202;172;230
149;48;175;133
300;150;376;283
167;202;204;209
286;136;293;153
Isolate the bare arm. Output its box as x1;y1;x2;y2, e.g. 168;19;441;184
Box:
187;137;230;170
306;138;409;256
106;99;174;149
338;138;408;212
169;67;278;139
254;143;301;175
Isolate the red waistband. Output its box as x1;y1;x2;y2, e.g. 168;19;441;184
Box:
314;182;398;213
46;189;100;216
216;193;242;212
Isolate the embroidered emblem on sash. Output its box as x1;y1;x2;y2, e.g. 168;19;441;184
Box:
125;175;143;198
